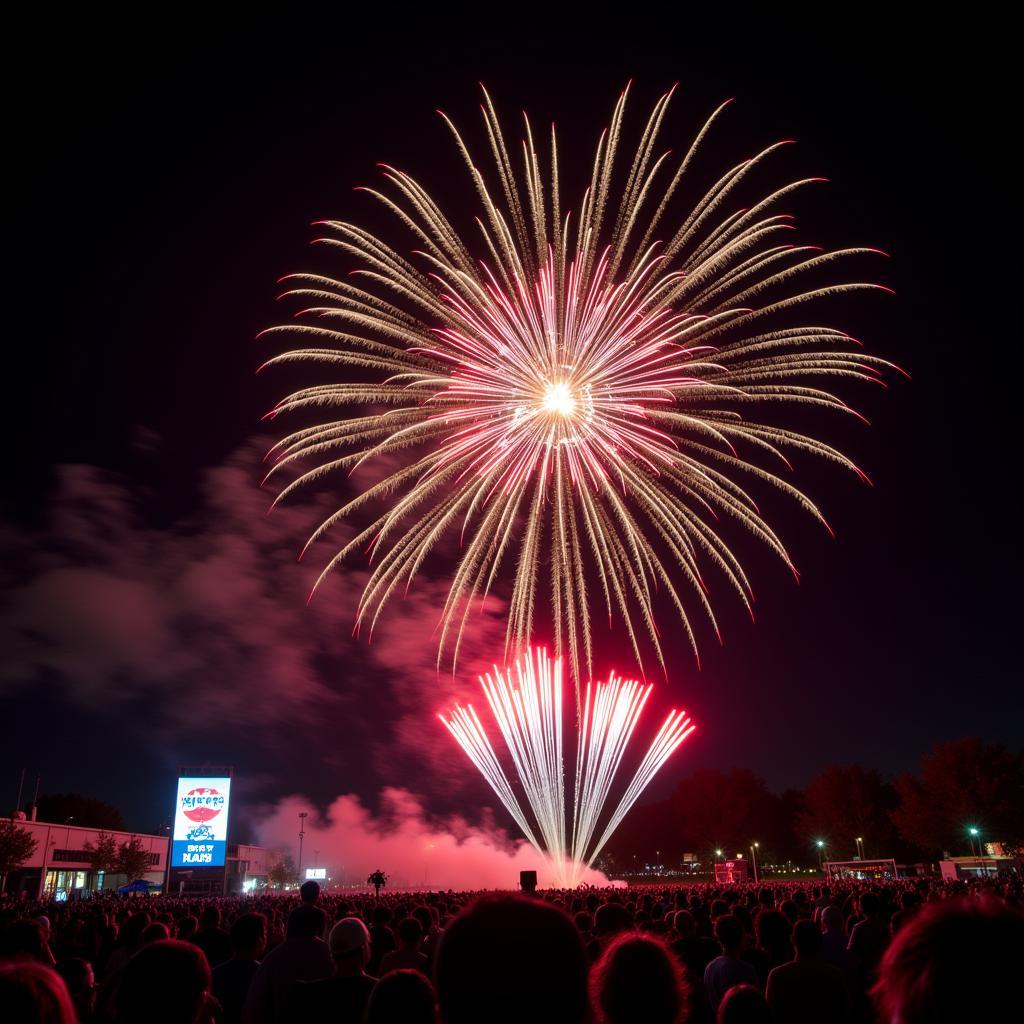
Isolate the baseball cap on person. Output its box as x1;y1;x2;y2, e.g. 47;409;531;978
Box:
330;917;370;955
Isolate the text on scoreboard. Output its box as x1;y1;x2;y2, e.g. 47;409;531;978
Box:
171;777;231;867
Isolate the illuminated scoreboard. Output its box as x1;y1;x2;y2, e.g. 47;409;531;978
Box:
171;777;231;868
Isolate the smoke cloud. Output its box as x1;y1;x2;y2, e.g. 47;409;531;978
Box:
0;437;582;875
254;788;611;889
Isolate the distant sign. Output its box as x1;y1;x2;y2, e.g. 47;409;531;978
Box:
305;868;327;880
171;777;231;868
715;859;749;884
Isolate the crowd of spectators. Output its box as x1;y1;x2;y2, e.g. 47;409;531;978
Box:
1;874;1021;1023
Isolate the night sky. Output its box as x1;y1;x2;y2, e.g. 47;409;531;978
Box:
2;12;1017;839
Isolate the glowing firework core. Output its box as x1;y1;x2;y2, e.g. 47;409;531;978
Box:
541;381;577;417
264;84;898;688
441;647;695;885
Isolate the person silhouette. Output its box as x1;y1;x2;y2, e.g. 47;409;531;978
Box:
368;870;387;897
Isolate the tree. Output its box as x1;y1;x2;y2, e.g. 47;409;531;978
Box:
84;831;119;873
673;769;787;860
267;853;296;889
0;819;38;886
606;768;787;866
35;794;125;830
117;837;153;881
797;765;900;860
892;738;1024;856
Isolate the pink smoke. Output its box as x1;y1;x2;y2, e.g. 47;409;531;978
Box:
253;789;612;890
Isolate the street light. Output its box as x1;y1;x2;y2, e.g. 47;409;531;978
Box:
297;812;308;880
967;826;980;858
968;826;988;873
750;842;760;883
855;837;865;860
816;839;826;868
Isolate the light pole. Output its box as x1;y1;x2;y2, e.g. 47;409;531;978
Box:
968;827;988;873
750;842;760;883
297;812;308;882
855;837;865;860
816;839;826;869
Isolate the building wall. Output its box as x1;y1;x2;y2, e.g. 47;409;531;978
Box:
4;818;169;898
14;818;169;870
232;844;268;878
4;817;271;899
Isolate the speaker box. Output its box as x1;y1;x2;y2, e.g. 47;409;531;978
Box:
519;870;538;893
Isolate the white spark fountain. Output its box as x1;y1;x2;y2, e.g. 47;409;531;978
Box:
440;647;695;885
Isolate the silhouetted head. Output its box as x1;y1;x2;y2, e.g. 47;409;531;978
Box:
118;939;211;1024
792;918;822;958
121;912;152;948
590;932;687;1024
300;880;321;904
594;901;632;937
0;920;53;963
230;912;267;957
398;916;424;948
0;962;77;1024
713;915;745;955
435;895;588;1024
56;956;95;1012
755;908;790;955
286;904;326;940
672;909;696;939
367;969;436;1024
140;922;171;946
860;891;881;917
717;983;772;1024
821;905;844;933
872;897;1024;1023
329;917;371;973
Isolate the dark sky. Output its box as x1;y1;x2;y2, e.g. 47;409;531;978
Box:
2;11;1018;836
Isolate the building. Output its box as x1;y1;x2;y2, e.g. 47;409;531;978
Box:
169;843;270;896
3;817;168;899
824;858;898;880
939;855;1023;880
3;817;270;898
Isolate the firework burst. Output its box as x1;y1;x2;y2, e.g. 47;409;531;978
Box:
440;647;694;884
262;83;898;688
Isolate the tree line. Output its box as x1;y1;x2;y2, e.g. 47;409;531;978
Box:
603;737;1024;867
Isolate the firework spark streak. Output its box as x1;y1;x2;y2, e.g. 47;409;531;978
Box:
440;648;695;883
262;83;899;686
